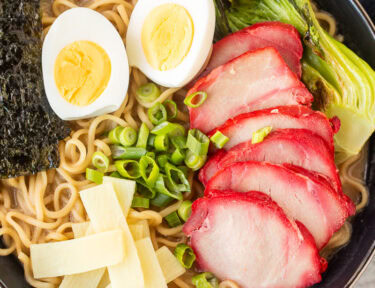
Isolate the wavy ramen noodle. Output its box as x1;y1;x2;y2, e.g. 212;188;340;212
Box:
0;0;368;287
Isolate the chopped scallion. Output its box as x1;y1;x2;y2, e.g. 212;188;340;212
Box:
165;211;182;228
252;126;272;144
145;151;155;159
178;200;192;222
136;179;157;199
185;150;207;171
210;131;229;149
139;156;159;187
157;154;169;168
165;163;190;193
131;196;150;209
174;244;196;269
86;168;103;184
108;126;124;144
92;151;110;173
119;127;137;147
151;121;185;136
171;148;186;165
109;171;122;179
164;100;178;119
184;91;208;108
192;272;219;288
148;103;167;125
111;146;147;160
171;135;187;150
147;134;156;147
136;83;160;103
115;160;141;179
136;123;149;149
155;175;183;200
154;135;169;152
151;193;174;207
186;129;209;156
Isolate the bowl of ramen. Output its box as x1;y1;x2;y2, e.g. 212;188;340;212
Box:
0;0;375;287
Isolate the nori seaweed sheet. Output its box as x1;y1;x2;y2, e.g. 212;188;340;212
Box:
0;0;70;178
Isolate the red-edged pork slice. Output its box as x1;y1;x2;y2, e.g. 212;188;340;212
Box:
188;48;313;133
205;162;355;249
208;105;338;151
183;191;324;288
200;129;341;190
202;22;303;78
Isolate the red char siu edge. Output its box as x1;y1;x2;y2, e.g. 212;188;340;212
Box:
205;162;355;249
199;129;341;191
201;22;303;78
207;105;340;152
187;47;313;133
183;191;326;288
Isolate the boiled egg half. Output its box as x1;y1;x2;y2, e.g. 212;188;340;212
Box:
43;8;129;120
126;0;215;87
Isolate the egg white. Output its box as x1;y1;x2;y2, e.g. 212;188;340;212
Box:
43;8;129;120
126;0;215;88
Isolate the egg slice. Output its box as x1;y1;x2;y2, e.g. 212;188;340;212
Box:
43;8;129;120
126;0;215;87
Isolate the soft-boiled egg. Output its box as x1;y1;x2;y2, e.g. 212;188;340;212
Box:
43;8;129;120
126;0;215;87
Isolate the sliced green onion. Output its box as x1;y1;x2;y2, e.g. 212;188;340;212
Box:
145;151;155;159
171;148;185;165
165;163;190;193
177;166;189;178
155;175;183;200
115;160;141;179
157;154;169;168
109;171;122;179
186;129;210;156
147;134;156;148
154;135;169;152
185;150;207;171
119;127;137;147
192;273;219;288
131;196;150;209
136;83;161;103
136;123;149;149
178;200;192;222
210;131;229;149
151;193;174;207
165;211;182;228
136;179;157;199
171;135;187;150
108;126;124;144
148;103;167;125
164;100;178;119
151;121;185;136
174;244;196;269
92;151;110;172
111;146;147;160
139;156;159;187
184;91;208;108
86;168;103;184
252;126;272;144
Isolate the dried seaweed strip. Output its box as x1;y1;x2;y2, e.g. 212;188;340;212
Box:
0;0;70;178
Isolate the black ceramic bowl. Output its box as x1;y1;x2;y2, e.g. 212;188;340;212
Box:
1;1;375;287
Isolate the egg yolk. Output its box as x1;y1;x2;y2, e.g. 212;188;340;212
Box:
141;4;194;71
54;41;111;106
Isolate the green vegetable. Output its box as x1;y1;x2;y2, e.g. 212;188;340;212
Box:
192;273;219;288
145;151;156;159
164;211;182;227
148;103;167;125
252;126;272;144
148;134;156;147
119;127;137;147
178;200;192;222
136;123;150;149
86;168;103;184
136;83;161;103
108;126;124;144
151;121;186;137
131;196;150;209
185;150;207;171
154;135;169;152
174;244;196;269
111;146;147;160
171;148;185;165
165;163;190;193
151;193;174;207
136;179;157;199
171;135;187;150
164;100;178;119
187;129;210;156
210;131;229;149
184;91;208;108
155;174;183;200
157;154;169;168
109;171;123;179
139;156;159;187
214;0;375;161
91;151;110;172
115;160;141;179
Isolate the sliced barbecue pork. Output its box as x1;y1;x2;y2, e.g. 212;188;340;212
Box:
207;105;338;151
202;22;303;78
200;129;341;190
205;162;355;249
188;48;313;133
183;191;325;288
